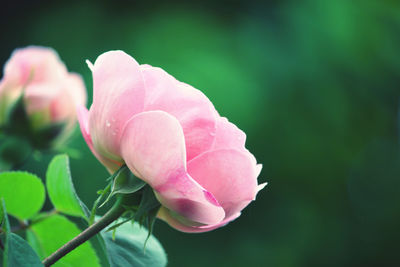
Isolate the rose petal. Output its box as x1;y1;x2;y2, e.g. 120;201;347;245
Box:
24;83;60;115
88;51;146;160
211;117;246;150
140;65;217;161
187;149;259;218
4;46;67;85
120;110;225;224
77;106;121;173
48;73;87;126
158;207;241;233
65;73;87;107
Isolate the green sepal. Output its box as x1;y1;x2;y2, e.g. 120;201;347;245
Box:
90;181;112;225
99;165;145;208
132;186;161;221
112;165;146;195
133;186;161;246
106;185;161;248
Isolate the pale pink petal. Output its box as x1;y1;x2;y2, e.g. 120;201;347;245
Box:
158;207;241;233
187;149;259;218
65;73;87;107
211;117;246;150
255;164;263;178
120;110;225;224
77;106;121;173
140;65;217;161
210;116;260;167
24;83;60;114
257;182;268;193
4;46;67;86
88;51;146;160
49;90;74;123
48;73;87;126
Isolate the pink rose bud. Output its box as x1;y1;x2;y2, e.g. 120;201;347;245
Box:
78;51;266;232
0;46;86;140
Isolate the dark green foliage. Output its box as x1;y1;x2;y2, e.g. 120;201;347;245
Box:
103;221;167;267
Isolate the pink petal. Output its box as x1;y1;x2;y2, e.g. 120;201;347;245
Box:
257;182;268;193
140;65;217;161
4;46;67;86
255;164;263;178
120;110;225;224
187;149;259;218
211;117;246;151
48;73;87;126
49;90;74;123
65;73;87;107
158;207;241;233
24;83;60;114
88;51;146;160
77;106;121;173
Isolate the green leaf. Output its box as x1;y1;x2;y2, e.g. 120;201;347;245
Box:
26;230;45;259
46;154;87;218
102;221;167;267
0;172;45;220
1;199;43;267
7;234;43;267
29;214;99;267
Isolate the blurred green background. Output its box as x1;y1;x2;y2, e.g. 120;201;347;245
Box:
1;0;400;266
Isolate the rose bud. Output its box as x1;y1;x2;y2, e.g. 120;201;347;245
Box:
78;51;266;232
0;46;87;148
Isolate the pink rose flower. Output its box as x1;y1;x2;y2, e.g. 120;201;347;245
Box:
0;46;86;132
78;51;266;232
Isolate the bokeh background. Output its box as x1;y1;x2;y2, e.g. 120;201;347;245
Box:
1;0;400;266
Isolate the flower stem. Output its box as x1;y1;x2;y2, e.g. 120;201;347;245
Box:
42;196;126;266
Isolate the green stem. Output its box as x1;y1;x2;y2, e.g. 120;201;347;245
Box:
42;196;126;266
